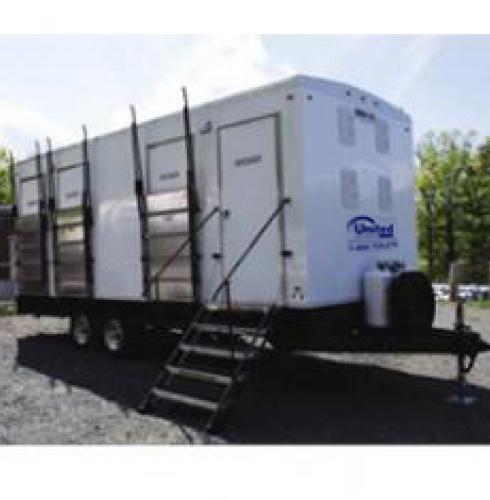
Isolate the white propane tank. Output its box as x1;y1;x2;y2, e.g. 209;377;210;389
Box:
363;264;394;328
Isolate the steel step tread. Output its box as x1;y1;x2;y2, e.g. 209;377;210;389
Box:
192;331;267;351
55;221;83;230
151;387;219;412
146;207;188;217
194;322;268;337
166;363;237;385
179;341;258;360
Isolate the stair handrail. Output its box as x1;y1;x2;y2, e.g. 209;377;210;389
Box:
209;196;291;304
138;197;290;411
180;195;290;342
146;205;220;298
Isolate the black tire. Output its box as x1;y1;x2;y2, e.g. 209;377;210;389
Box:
70;314;93;348
101;317;140;355
388;271;435;335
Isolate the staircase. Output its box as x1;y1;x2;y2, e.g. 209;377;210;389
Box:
139;305;274;431
134;93;289;432
138;197;289;432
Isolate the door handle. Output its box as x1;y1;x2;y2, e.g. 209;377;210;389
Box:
222;209;231;219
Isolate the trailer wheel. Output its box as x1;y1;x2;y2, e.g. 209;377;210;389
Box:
102;318;129;354
102;317;141;354
71;314;93;348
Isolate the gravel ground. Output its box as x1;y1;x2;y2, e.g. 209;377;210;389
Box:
0;315;215;444
2;302;490;444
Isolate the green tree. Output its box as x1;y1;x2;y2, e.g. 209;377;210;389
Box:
417;131;468;280
0;148;13;204
458;137;490;282
417;130;490;283
416;132;439;279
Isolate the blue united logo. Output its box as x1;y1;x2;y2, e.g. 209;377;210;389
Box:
347;215;394;239
347;215;397;251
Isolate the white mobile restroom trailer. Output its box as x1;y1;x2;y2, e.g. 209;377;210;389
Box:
16;77;416;316
11;75;477;348
12;75;490;428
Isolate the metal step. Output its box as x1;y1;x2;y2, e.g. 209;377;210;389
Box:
194;322;267;337
179;342;256;360
166;364;234;385
146;207;188;218
55;221;83;230
152;387;219;412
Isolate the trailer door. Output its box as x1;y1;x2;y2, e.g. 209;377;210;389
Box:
218;115;283;306
145;137;192;301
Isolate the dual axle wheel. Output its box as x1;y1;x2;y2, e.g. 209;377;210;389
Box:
70;314;131;354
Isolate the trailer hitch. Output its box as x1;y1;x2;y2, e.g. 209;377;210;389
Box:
449;299;478;406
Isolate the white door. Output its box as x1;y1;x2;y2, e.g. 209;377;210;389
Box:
219;116;283;307
145;138;192;301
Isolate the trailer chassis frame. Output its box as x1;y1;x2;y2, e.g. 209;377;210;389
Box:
16;295;489;386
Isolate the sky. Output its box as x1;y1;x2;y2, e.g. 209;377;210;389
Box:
1;34;490;158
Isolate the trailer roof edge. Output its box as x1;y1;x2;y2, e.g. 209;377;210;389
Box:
14;74;411;164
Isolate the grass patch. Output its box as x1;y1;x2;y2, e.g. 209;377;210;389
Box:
0;301;17;316
465;299;490;309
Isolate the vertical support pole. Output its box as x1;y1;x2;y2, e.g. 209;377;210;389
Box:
46;139;56;212
46;138;57;295
448;298;477;406
182;87;201;304
448;260;459;302
224;279;231;312
35;141;48;295
224;278;235;355
81;125;94;298
130;106;151;300
455;297;467;389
